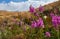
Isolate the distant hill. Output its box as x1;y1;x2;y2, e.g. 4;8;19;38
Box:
44;1;60;10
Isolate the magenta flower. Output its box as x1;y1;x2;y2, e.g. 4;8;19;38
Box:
52;16;58;27
57;16;60;24
37;18;44;28
50;12;54;17
31;21;37;28
45;32;51;37
31;18;44;28
29;5;35;13
39;5;44;13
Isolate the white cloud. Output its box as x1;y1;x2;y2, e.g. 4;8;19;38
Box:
28;0;58;1
0;0;59;11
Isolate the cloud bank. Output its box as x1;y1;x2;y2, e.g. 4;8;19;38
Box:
0;0;59;11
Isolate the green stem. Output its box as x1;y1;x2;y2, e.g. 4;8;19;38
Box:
57;30;59;39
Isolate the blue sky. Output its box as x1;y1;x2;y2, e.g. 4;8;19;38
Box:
0;0;28;3
0;0;59;11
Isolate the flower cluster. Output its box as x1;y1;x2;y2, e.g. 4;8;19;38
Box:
29;5;44;28
50;12;60;29
39;5;44;13
45;32;51;37
29;5;35;13
29;5;44;13
29;5;60;38
31;18;44;28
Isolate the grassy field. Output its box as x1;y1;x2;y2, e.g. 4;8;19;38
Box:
0;1;60;39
